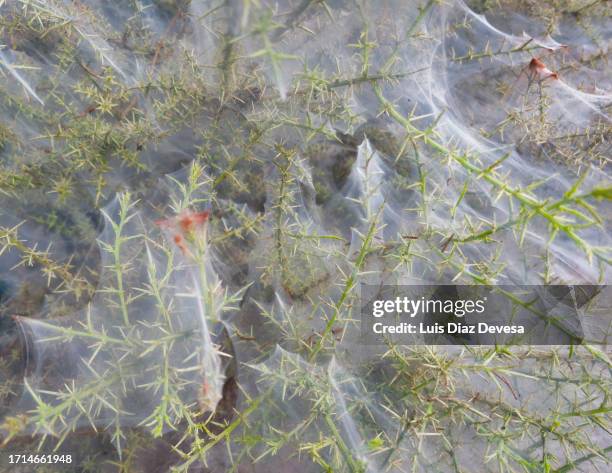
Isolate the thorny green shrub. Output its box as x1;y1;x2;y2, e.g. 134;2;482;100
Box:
0;0;610;472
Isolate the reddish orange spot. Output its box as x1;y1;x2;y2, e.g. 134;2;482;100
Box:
528;57;558;80
156;208;210;256
529;58;546;70
177;210;210;233
173;234;188;255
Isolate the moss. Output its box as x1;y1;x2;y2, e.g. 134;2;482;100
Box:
0;124;14;153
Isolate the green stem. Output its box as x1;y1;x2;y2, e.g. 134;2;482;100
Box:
309;207;381;361
324;413;365;473
373;84;596;262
